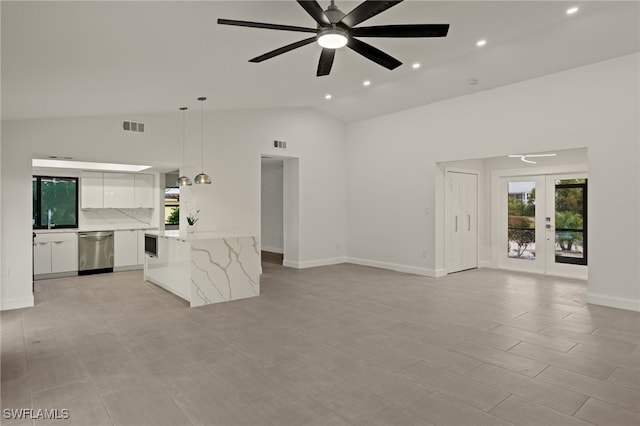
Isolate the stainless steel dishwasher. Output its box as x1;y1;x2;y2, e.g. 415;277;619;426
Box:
78;231;114;275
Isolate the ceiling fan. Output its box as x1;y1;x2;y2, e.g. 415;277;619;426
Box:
217;0;449;77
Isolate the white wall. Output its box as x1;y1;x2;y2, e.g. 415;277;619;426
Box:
261;159;284;253
347;53;640;311
1;107;347;310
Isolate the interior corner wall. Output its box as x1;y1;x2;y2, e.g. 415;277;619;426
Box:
1;107;347;310
261;160;284;254
346;53;640;311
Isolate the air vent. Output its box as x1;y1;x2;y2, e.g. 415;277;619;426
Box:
273;140;287;149
123;121;145;133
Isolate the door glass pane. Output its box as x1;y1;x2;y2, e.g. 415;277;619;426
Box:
507;181;536;260
555;179;587;265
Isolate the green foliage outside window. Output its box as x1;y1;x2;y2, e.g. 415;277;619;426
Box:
33;176;78;229
167;207;180;225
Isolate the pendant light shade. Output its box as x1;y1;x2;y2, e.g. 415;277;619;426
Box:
195;96;212;184
177;107;192;186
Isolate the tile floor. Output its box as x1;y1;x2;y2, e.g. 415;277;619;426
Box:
1;264;639;425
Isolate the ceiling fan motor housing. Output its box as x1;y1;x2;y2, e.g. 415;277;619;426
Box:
325;4;346;24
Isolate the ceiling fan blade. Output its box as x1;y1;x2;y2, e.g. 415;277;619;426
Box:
347;38;401;70
296;1;331;26
249;37;317;63
217;18;316;34
352;24;449;38
316;48;335;77
340;1;404;28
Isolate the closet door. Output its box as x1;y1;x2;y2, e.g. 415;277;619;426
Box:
461;173;478;271
446;171;478;273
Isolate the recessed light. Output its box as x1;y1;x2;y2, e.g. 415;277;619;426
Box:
363;80;371;87
412;63;421;69
325;94;332;100
476;39;487;47
566;7;579;15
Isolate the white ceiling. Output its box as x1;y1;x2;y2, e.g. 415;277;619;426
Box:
2;1;639;123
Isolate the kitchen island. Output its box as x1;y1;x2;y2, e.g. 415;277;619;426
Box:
144;230;260;307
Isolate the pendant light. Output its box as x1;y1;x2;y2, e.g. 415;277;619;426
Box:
176;107;192;186
194;96;212;184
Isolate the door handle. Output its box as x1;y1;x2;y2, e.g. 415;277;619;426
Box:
454;215;458;232
468;215;471;231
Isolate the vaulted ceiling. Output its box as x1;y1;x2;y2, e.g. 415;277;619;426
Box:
2;1;639;123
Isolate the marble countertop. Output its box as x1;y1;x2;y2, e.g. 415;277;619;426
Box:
144;229;256;241
35;227;158;234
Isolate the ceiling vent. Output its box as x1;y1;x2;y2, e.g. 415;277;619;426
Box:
273;140;287;149
123;120;145;133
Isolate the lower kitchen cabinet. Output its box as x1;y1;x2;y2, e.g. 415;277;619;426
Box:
114;228;158;269
114;230;139;268
34;232;78;278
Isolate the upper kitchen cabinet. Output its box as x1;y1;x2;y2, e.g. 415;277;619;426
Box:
134;174;154;208
103;173;135;208
81;172;104;209
81;172;155;209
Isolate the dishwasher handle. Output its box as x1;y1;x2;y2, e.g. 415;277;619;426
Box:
78;232;113;239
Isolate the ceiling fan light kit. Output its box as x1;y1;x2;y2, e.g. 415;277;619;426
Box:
317;27;348;49
217;0;449;77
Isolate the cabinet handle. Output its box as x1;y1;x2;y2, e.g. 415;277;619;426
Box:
454;215;458;232
53;241;64;244
468;215;471;231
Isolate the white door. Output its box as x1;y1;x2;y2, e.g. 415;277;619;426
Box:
446;171;478;273
499;174;587;279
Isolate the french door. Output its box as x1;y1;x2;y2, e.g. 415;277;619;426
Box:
499;173;587;279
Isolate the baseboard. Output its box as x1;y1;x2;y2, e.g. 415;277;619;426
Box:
114;265;143;272
283;257;346;269
1;295;34;311
433;268;447;278
587;293;640;312
34;271;78;280
345;257;438;277
261;246;283;254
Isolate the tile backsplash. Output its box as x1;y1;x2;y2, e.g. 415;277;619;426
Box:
80;208;153;230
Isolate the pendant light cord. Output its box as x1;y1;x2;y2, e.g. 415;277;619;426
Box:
198;97;206;173
180;107;187;169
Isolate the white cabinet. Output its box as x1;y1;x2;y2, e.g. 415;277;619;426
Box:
134;174;154;208
137;230;148;265
34;232;78;277
81;172;104;209
114;230;139;267
81;172;155;209
51;240;77;273
103;173;135;208
34;241;53;275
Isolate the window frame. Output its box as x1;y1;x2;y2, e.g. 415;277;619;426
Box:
33;175;79;230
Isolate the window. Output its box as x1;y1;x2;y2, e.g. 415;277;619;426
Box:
165;187;179;225
32;176;78;229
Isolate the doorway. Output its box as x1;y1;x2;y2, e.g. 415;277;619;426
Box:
498;173;587;279
260;155;300;268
